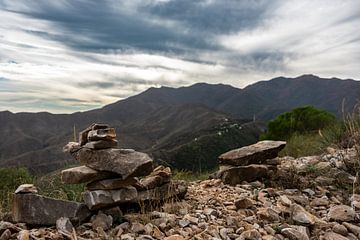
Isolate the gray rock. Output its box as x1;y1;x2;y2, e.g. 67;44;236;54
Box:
79;123;110;146
218;140;286;166
83;139;118;149
86;177;138;190
14;184;38;194
328;205;356;222
87;128;116;141
216;164;269;185
61;165;119;184
82;186;138;210
234;197;254;209
12;194;91;225
56;217;74;238
91;212;113;231
342;222;360;236
137;166;171;190
73;148;153;179
281;228;309;240
291;204;318;226
332;223;348;236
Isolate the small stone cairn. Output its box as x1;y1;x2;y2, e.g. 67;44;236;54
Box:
62;123;187;211
213;140;286;185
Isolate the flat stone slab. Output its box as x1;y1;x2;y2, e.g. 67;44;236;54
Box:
218;140;286;166
215;164;270;186
82;186;138;210
61;165;119;184
83;181;188;210
74;148;153;179
86;177;138;191
12;194;91;225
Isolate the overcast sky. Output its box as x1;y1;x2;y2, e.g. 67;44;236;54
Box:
1;0;360;113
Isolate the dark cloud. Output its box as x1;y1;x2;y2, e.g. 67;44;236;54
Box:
143;0;274;34
2;0;273;56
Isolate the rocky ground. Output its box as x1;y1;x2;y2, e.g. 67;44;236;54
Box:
2;146;360;240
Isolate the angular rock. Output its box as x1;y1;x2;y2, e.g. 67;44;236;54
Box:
291;204;319;226
86;177;138;190
328;205;356;222
87;128;116;141
79;123;110;146
61;165;119;184
82;186;138;210
102;206;123;223
218;140;286;166
83;139;118;149
56;217;73;238
14;184;38;194
137;166;172;190
79;125;94;146
343;222;360;236
73;148;153;179
12;194;91;225
91;212;113;231
234;197;254;209
257;207;280;222
216;164;269;185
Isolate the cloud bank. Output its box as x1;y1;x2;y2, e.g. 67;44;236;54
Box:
0;0;359;113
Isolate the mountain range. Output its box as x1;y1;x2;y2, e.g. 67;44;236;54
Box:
0;74;359;174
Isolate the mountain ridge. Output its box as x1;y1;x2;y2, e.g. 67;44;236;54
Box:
1;74;359;174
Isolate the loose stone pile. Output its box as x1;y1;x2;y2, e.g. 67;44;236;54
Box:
63;123;187;211
212;140;286;185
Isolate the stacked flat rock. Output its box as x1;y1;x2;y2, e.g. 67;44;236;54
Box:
213;140;286;185
62;123;187;211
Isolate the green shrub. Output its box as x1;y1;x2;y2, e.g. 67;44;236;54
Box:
262;106;336;140
0;167;34;213
35;172;84;202
279;133;324;158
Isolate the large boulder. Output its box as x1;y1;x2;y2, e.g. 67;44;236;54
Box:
12;194;91;225
72;148;153;179
215;164;270;185
218;140;286;166
61;165;119;184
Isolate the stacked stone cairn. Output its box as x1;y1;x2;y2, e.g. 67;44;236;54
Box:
212;140;286;185
63;123;187;211
12;123;186;226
